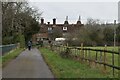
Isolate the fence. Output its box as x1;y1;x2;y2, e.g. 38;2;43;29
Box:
52;45;120;77
0;44;18;56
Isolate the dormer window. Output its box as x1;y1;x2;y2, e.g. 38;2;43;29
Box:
63;27;67;31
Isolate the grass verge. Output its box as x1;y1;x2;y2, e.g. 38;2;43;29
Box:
2;48;24;67
57;46;119;77
39;47;110;78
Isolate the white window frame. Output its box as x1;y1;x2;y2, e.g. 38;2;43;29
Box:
63;27;67;31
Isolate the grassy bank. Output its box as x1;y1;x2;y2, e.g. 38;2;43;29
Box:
39;47;110;78
2;48;24;67
55;46;119;77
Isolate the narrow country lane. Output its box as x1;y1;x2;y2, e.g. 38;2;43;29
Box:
2;48;54;78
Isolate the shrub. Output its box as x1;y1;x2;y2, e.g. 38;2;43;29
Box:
19;34;25;48
60;47;72;58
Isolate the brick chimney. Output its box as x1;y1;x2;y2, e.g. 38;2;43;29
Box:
41;18;44;24
53;18;56;25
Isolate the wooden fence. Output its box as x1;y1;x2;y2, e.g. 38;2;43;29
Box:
52;44;120;77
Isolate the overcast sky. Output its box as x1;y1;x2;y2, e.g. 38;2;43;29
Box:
29;0;119;24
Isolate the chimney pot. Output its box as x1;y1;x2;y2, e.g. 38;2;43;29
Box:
47;22;50;25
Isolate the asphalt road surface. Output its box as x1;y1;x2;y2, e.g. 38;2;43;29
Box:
2;48;54;78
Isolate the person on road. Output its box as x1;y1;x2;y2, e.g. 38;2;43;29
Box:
28;41;32;51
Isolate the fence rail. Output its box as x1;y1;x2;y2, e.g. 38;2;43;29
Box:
52;45;120;77
0;44;18;56
70;47;119;54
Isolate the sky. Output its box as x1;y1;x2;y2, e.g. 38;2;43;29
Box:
28;0;119;24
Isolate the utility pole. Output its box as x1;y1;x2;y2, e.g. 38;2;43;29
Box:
114;20;116;47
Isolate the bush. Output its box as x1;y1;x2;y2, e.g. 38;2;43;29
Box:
60;47;72;58
19;34;25;48
2;37;12;45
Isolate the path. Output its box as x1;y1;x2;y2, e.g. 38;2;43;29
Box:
2;48;54;78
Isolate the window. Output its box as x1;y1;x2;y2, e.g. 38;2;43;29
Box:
48;27;52;31
48;27;53;33
63;27;67;31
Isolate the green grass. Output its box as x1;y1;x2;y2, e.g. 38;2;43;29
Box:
53;46;119;77
2;48;24;67
40;47;111;78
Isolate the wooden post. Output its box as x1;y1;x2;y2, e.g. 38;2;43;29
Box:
100;50;102;62
76;48;78;59
104;45;107;72
118;48;120;78
99;50;103;68
95;51;98;61
75;48;77;59
88;49;91;66
76;48;78;56
81;43;83;61
85;50;87;62
78;49;80;61
95;51;98;66
112;49;115;77
75;48;77;55
74;48;76;57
